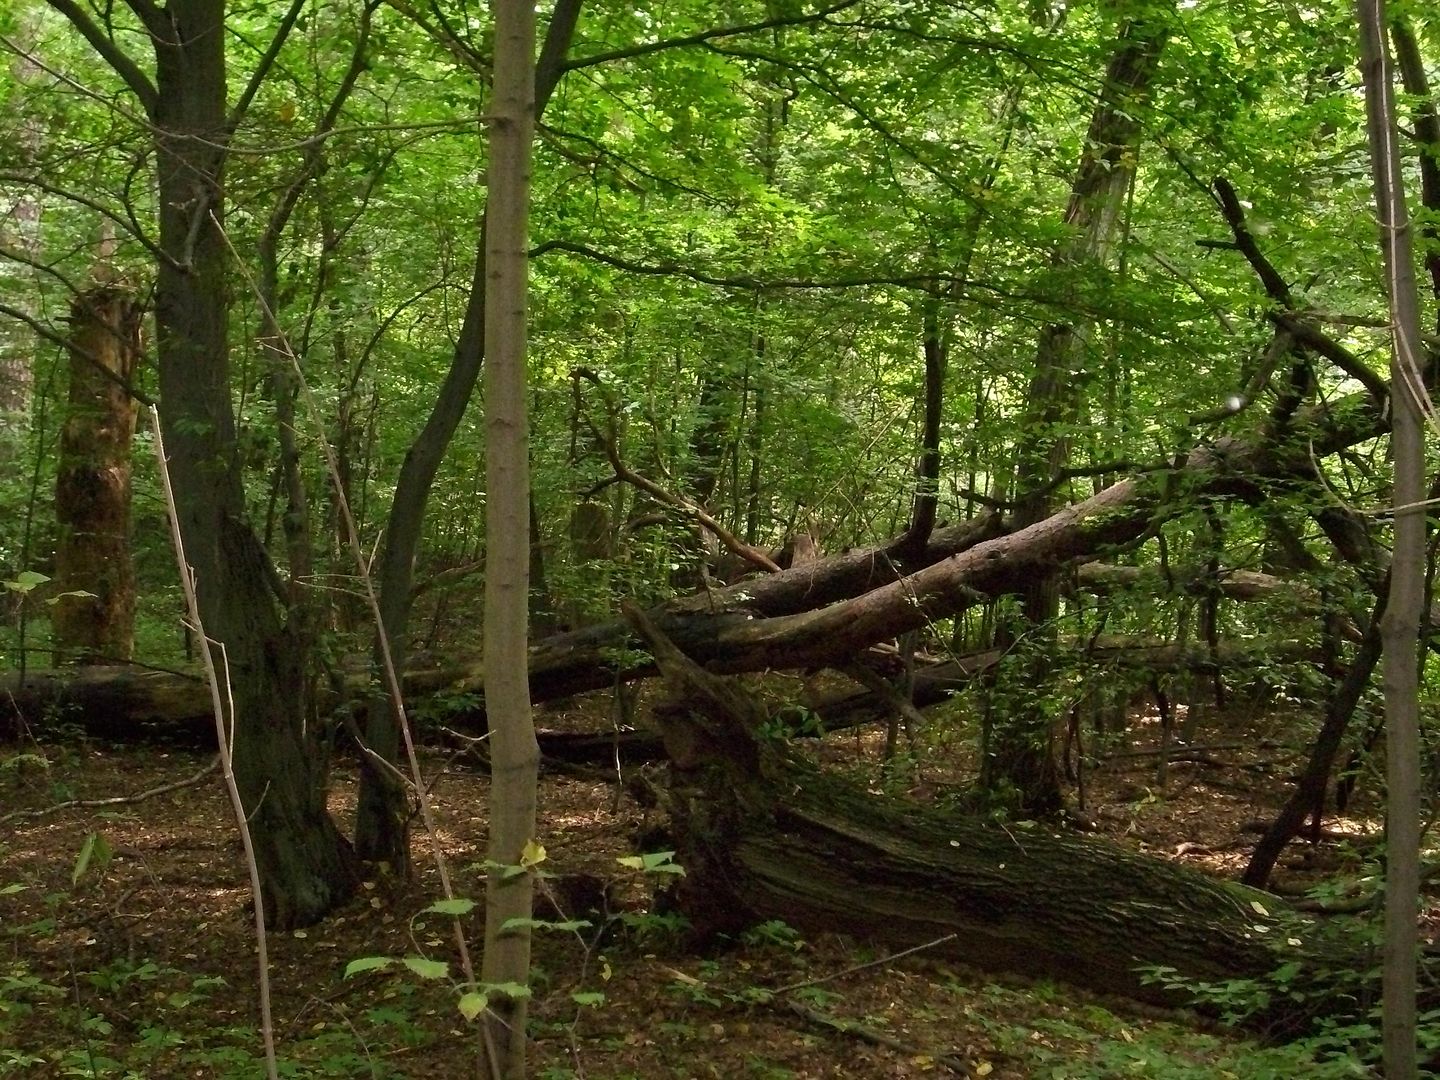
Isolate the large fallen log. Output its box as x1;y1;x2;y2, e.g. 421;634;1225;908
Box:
622;602;1412;1038
0;636;1312;755
1;392;1386;743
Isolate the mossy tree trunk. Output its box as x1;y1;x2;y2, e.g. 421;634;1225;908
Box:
624;603;1413;1036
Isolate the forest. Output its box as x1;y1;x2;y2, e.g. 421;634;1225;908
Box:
1;0;1438;1076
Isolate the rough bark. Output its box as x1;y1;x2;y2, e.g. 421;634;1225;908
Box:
996;5;1173;812
144;0;355;928
52;284;142;663
622;603;1405;1036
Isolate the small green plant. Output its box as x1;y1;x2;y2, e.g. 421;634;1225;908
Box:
740;919;804;950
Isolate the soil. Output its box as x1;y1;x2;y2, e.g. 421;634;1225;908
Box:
0;688;1395;1078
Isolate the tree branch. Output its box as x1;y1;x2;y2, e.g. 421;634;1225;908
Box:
228;0;312;132
0;302;155;406
535;0;583;113
574;368;781;574
562;1;860;73
44;0;157;113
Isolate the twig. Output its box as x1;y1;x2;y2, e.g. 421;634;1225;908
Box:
150;406;279;1080
212;216;477;990
0;754;219;826
770;933;958;996
784;1000;973;1075
572;367;781;574
1102;741;1243;760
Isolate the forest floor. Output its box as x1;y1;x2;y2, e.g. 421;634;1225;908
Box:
0;689;1386;1079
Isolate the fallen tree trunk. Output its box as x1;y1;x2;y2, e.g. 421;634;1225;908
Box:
2;392;1387;741
623;602;1409;1037
1;636;1313;754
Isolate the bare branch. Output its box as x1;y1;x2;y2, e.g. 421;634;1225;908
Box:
562;1;860;73
0;301;155;406
44;0;157;112
574;368;780;574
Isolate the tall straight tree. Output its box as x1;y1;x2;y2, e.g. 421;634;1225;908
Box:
1357;1;1425;1075
354;1;582;872
45;0;357;927
987;1;1172;813
479;0;539;1075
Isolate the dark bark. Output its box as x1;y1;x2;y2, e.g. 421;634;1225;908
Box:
1241;592;1385;888
52;285;142;663
1389;17;1440;319
146;0;355;927
892;300;945;562
622;603;1401;1034
1;635;1316;764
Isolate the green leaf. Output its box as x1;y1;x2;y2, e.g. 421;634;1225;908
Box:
71;831;111;886
500;916;592;933
481;981;532;1001
402;956;449;980
457;991;488;1021
3;570;49;594
618;851;685;876
571;991;605;1007
423;898;476;916
0;883;26;896
343;956;395;978
44;589;97;606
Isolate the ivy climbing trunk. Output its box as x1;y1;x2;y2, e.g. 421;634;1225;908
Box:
52;283;142;664
480;1;539;1075
988;4;1172;813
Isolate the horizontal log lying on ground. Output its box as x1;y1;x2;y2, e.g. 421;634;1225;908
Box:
0;390;1386;744
0;636;1317;761
623;602;1425;1037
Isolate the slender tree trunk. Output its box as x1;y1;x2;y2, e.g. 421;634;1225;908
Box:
989;5;1172;813
0;12;42;444
1389;18;1440;323
1240;593;1384;889
52;283;142;663
480;3;539;1076
353;0;582;870
1358;3;1426;1075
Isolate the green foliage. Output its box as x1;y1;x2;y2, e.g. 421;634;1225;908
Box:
615;850;685;876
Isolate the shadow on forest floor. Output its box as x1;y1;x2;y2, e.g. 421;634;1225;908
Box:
0;694;1389;1078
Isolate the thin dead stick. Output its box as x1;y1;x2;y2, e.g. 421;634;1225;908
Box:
769;933;958;996
211;214;476;988
150;405;279;1080
784;1000;972;1075
0;754;219;826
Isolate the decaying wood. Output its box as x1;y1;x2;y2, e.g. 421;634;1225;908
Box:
621;601;1417;1034
2;388;1388;752
0;635;1309;757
